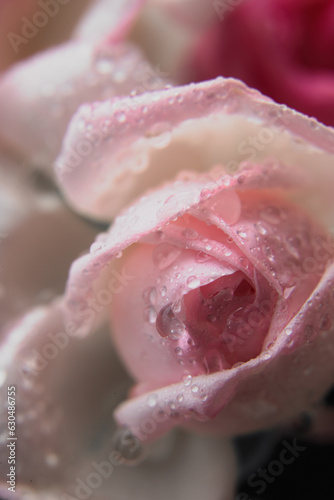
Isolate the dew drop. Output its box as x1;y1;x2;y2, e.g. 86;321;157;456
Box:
183;374;192;386
156;304;186;340
177;394;184;403
254;222;267;235
200;188;212;200
144;306;157;324
236;229;247;240
89;242;103;253
115;110;126;123
147;394;157;408
175;347;183;356
195;251;211;263
187;276;200;289
191;385;199;393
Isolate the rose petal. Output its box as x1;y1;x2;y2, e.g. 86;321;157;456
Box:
54;77;334;221
0;154;96;332
0;39;166;170
74;0;146;43
0;300;130;492
189;0;334;127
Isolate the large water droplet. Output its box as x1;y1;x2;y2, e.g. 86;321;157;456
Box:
195;251;211;263
156;303;186;340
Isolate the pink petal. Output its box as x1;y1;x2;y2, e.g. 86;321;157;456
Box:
188;0;334;127
0;154;96;333
0;39;166;170
74;0;146;43
55;77;334;220
0;300;130;493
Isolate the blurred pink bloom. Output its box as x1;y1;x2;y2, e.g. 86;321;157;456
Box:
187;0;334;126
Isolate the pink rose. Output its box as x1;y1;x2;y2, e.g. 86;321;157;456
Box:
61;78;334;448
187;0;334;127
1;2;334;499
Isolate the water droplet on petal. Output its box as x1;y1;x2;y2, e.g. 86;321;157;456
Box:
115;110;126;123
147;394;158;408
195;251;212;263
156;304;186;340
236;229;247;240
254;222;267;235
191;385;199;393
187;276;200;289
144;306;157;324
89;242;103;253
183;374;192;386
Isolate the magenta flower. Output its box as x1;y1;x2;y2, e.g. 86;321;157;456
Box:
187;0;334;126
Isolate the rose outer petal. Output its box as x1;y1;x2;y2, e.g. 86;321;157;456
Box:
0;300;130;492
0;154;96;334
54;77;334;221
0;39;166;171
